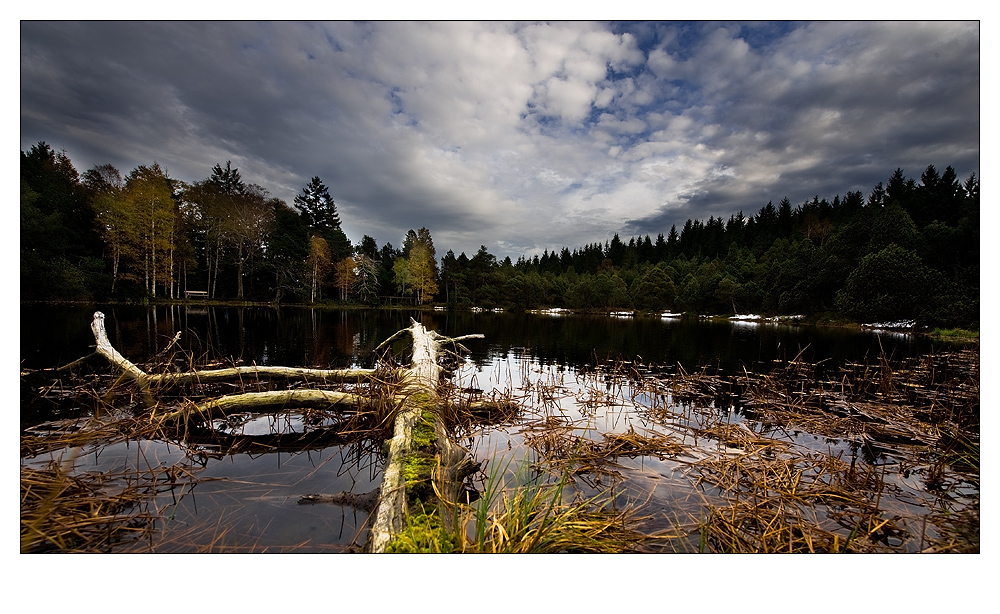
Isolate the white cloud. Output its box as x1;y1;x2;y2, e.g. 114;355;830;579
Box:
20;21;980;259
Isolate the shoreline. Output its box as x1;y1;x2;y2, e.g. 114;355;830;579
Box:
20;298;979;342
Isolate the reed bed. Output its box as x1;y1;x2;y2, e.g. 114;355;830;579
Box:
457;456;649;553
20;458;202;552
686;445;906;552
22;332;979;553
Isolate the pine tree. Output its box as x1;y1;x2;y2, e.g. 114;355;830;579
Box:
209;161;245;196
294;176;341;232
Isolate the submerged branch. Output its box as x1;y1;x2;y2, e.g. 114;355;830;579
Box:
157;389;367;424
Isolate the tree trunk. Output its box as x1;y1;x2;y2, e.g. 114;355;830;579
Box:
311;260;318;303
366;320;483;552
88;311;375;391
211;242;221;299
81;311;485;554
237;242;244;299
159;389;365;425
151;210;157;298
111;248;119;294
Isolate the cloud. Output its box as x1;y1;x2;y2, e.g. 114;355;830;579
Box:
20;21;979;259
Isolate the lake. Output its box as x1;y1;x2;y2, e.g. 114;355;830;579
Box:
21;305;975;553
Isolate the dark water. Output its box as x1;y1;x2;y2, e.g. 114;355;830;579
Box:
20;304;934;374
20;305;947;552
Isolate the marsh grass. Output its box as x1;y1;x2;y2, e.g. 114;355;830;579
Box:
459;454;646;553
22;329;979;553
20;458;185;553
559;347;979;553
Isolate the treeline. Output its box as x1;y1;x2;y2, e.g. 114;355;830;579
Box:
20;142;437;307
21;141;978;327
451;165;978;327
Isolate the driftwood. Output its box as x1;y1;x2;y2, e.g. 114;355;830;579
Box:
89;311;375;391
366;319;484;553
157;389;365;424
243;490;380;511
80;311;485;553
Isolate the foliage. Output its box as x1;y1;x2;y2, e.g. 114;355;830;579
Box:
264;201;311;302
307;236;332;303
835;244;941;322
20;143;979;328
20;143;103;300
334;256;357;301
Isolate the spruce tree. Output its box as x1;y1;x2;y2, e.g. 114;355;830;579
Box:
294;176;341;233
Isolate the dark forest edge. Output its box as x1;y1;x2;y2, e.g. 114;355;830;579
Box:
22;142;979;330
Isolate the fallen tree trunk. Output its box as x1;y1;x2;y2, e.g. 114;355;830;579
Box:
152;366;376;387
89;311;375;391
157;389;365;424
81;311;486;553
366;319;483;553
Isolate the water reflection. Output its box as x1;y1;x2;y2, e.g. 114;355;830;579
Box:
21;305;966;553
21;305;934;376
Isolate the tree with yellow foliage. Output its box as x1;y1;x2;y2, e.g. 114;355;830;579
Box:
335;256;357;302
307;235;332;303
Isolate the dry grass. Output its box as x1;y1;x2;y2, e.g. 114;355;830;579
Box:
686;447;906;553
22;331;979;554
20;458;200;553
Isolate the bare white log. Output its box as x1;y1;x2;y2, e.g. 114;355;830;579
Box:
88;311;375;389
92;311;148;385
152;365;376;387
367;394;420;553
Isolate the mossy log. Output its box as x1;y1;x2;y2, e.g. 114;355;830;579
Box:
366;319;483;553
157;389;366;425
84;311;485;553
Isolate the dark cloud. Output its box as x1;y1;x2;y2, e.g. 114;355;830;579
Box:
21;21;979;259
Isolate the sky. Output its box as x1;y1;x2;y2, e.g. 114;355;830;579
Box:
20;19;981;261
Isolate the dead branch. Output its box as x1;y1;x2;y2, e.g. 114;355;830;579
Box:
157;389;367;424
87;311;375;390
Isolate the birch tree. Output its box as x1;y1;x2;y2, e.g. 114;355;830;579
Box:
334;256;357;301
353;253;379;305
307;235;332;303
393;256;414;299
124;164;175;297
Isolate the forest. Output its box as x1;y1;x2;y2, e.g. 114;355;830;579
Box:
21;141;979;328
